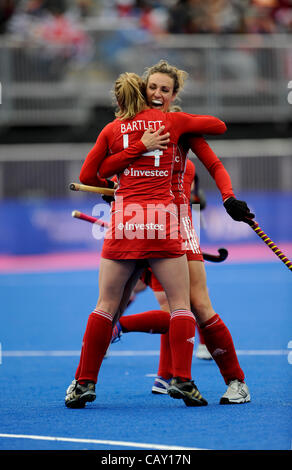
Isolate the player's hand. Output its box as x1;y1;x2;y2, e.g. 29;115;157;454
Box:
102;179;115;204
141;126;170;151
223;197;255;223
102;194;115;204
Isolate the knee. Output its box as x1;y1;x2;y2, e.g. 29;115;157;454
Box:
190;291;214;320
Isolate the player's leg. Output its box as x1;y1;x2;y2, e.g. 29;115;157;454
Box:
70;262;145;396
111;268;170;343
65;258;137;408
149;290;172;394
188;260;250;404
111;262;147;326
110;276;173;394
182;214;213;359
78;258;137;382
109;268;173;393
149;256;207;406
121;278;148;311
195;321;213;360
113;308;170;338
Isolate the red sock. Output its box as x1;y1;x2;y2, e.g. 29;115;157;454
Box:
196;323;205;345
77;309;113;384
191;308;205;345
119;310;170;334
169;309;196;381
199;314;245;384
157;331;173;379
74;333;84;380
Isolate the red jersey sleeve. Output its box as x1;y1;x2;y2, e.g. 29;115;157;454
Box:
99;113;225;178
79;123;116;187
187;136;235;201
183;159;196;201
98;140;147;178
169;113;227;138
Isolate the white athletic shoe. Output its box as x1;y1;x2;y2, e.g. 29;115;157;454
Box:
220;380;251;404
65;380;96;408
196;344;213;360
152;376;171;394
66;379;77;396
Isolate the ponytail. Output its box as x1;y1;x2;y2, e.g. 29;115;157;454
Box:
114;73;146;120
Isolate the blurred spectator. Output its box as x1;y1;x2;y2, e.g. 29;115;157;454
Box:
7;0;92;62
167;0;292;34
210;0;249;33
167;0;246;34
36;9;92;65
272;0;292;32
137;0;168;35
2;0;292;36
0;0;16;34
168;0;208;34
74;0;94;19
244;0;278;33
115;0;136;17
21;0;48;17
7;0;50;40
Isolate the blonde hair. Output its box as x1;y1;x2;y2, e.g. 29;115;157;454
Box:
143;60;188;98
169;105;182;112
113;72;147;120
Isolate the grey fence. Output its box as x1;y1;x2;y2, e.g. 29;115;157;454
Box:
0;32;292;126
0;139;291;199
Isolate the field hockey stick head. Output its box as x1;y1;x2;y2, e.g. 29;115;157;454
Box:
203;248;228;263
217;248;228;261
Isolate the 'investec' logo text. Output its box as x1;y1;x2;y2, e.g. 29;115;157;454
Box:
124;168;169;177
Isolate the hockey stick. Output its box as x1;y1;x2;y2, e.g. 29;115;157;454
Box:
202;248;228;263
72;210;109;228
246;219;292;271
72;210;228;263
192;175;227;262
69;182;115;197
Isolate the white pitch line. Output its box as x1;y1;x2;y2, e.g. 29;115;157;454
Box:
236;350;288;356
2;350;82;357
1;349;289;357
0;433;204;450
